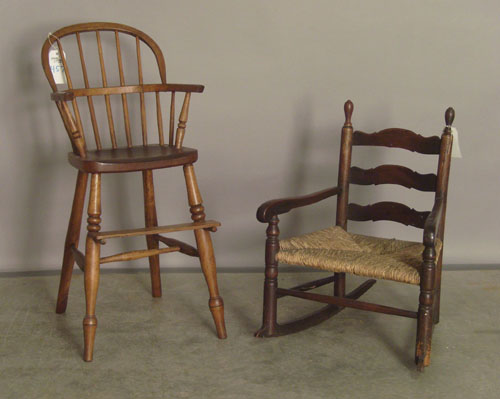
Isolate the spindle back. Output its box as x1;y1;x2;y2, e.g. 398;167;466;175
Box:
41;22;201;157
335;101;454;239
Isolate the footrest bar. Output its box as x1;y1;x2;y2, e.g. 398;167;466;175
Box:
91;220;221;241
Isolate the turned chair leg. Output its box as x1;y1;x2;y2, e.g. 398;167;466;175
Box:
83;173;102;362
255;215;279;337
142;170;162;297
183;164;227;339
56;171;88;314
415;246;436;370
334;272;346;297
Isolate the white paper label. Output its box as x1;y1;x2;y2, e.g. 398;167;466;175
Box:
48;48;66;85
450;127;462;158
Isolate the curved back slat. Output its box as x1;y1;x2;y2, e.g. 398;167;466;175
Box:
347;202;430;229
353;129;441;154
350;165;437;192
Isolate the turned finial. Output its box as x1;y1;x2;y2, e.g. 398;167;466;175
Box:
445;107;455;128
344;100;353;127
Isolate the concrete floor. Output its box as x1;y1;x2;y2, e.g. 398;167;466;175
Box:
0;269;499;399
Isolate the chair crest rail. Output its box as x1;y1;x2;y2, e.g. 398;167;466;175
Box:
353;128;441;154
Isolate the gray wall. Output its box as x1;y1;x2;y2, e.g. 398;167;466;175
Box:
1;0;499;272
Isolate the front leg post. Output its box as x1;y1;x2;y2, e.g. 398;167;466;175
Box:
255;215;280;337
415;245;436;370
183;164;226;339
83;173;102;362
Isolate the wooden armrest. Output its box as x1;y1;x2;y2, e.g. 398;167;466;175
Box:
51;84;204;101
423;196;444;247
163;83;205;93
51;91;74;101
257;186;342;223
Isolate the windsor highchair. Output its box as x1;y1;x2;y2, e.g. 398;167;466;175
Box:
255;100;454;370
41;22;226;361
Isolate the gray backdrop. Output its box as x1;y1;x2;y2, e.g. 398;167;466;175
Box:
1;0;499;272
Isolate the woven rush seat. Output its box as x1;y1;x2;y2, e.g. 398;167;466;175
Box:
277;226;442;285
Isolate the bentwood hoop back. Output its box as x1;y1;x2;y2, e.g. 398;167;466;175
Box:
255;100;454;370
41;22;226;361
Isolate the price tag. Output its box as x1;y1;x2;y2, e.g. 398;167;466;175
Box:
450;127;462;158
48;47;66;85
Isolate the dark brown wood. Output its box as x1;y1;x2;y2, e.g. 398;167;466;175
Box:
350;165;437;192
255;100;455;370
254;215;280;337
56;171;88;313
431;110;454;325
41;22;224;361
256;186;341;223
348;202;430;229
353;128;441;154
335;100;355;297
257;279;376;337
416;245;437;370
276;274;336;298
143;170;161;297
68;145;198;173
277;287;418;319
155;235;199;257
423;197;444;246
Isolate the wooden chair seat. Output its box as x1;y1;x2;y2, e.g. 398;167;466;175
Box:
68;145;198;173
277;226;443;285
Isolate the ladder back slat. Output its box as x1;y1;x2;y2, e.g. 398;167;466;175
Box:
77;32;101;149
350;165;437;192
169;91;175;146
115;31;132;147
348;202;430;229
96;31;117;148
156;92;164;145
353;129;441;154
136;37;147;145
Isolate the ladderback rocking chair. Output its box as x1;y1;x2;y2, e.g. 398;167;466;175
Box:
41;22;226;361
255;100;454;370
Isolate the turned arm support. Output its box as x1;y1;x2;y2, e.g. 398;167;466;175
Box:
257;186;342;223
423;196;445;248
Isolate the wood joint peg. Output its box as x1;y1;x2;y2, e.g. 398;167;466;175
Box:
89;233;106;245
204;226;218;232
